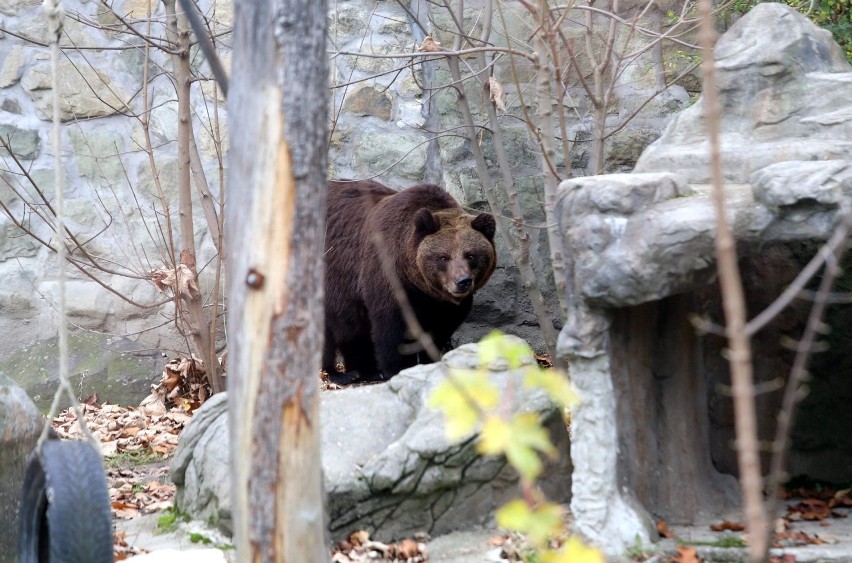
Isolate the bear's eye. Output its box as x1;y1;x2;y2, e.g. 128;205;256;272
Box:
438;255;450;263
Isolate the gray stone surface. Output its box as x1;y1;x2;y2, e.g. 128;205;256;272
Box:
171;392;231;533
0;45;25;88
0;333;163;411
0;0;40;17
634;3;852;183
556;4;852;555
171;341;572;542
0;0;229;379
0;122;39;160
0;373;42;563
21;59;129;122
343;85;393;121
356;130;430;179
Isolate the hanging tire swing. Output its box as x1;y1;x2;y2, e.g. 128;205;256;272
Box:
18;438;113;562
15;2;113;559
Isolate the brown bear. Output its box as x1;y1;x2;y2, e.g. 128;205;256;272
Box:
324;179;496;384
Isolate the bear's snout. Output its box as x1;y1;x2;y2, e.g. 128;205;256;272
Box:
455;275;473;292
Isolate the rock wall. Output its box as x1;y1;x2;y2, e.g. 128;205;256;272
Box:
0;0;231;402
0;0;692;402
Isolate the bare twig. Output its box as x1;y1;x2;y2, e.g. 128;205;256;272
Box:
698;0;768;559
762;207;852;552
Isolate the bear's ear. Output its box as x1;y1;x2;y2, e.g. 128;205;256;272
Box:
472;213;496;241
414;208;440;239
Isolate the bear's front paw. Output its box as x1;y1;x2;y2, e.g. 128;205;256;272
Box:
326;370;365;386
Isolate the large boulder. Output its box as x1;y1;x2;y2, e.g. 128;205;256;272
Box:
635;3;852;183
171;340;572;541
0;374;42;562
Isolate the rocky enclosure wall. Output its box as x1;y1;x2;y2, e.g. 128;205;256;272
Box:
0;0;232;405
558;4;852;552
0;0;693;402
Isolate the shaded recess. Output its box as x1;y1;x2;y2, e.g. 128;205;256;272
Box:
697;245;852;486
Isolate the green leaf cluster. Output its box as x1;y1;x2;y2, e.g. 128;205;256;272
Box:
428;331;600;562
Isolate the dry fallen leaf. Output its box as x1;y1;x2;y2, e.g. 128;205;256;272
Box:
349;530;370;547
710;520;745;532
787;498;831;521
113;530;146;560
487;76;506;112
671;545;700;563
398;538;419;559
488;534;507;546
140;355;214;414
333;531;427;563
417;35;441;52
150;264;200;299
657;519;673;538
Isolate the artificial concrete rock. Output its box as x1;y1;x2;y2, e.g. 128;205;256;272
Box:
634;3;852;183
171;392;231;534
171;340;572;542
558;4;852;555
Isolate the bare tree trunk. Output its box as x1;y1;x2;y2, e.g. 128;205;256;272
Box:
533;0;568;322
227;0;329;561
164;0;222;392
443;0;562;365
650;7;667;91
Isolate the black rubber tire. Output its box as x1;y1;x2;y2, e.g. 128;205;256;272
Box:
18;439;113;563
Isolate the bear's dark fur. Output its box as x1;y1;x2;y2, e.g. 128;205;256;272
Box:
324;179;497;384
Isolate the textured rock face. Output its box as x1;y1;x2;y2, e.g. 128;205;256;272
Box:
635;3;852;183
171;341;572;541
21;59;130;121
557;4;852;554
0;333;163;411
0;374;41;563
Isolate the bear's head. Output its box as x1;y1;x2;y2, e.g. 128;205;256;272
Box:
412;207;496;304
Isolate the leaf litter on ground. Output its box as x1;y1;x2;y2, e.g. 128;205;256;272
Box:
332;530;428;563
51;355;214;558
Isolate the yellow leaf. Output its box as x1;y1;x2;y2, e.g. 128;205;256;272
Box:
560;536;605;563
495;499;530;531
477;412;557;483
428;369;498;441
497;500;565;549
524;369;579;409
478;416;512;455
478;330;532;369
478;331;506;365
511;413;556;455
506;413;556;483
506;445;543;484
